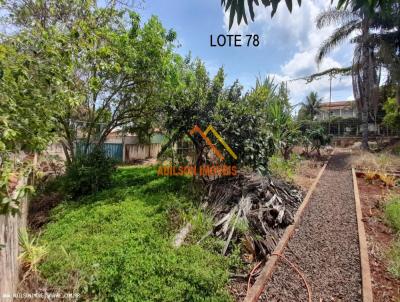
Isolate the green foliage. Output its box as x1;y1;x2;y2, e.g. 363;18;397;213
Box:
264;85;300;160
0;157;34;215
221;0;301;29
39;167;231;301
63;148;117;199
302;127;331;156
298;91;323;121
18;228;47;273
0;30;79;153
220;0;386;29
269;153;300;182
161;61;276;174
383;97;400;130
385;195;400;232
162;68;300;174
1;1;177;163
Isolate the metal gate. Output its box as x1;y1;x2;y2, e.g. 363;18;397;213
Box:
103;143;123;162
75;142;123;162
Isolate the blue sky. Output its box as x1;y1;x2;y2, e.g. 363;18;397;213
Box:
139;0;355;106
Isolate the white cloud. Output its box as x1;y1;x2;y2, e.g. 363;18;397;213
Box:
222;0;355;105
281;51;341;78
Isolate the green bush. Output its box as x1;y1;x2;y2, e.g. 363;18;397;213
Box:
63;148;117;199
385;195;400;232
302;127;331;156
383;97;400;131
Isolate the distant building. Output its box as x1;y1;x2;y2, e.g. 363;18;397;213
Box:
316;101;357;120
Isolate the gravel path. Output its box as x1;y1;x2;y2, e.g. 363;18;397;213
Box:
261;153;362;302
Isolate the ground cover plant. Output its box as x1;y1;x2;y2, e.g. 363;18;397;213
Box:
38;166;232;301
385;194;400;279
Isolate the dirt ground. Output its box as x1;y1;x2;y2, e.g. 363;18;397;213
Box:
293;159;325;191
357;176;400;301
261;153;362;302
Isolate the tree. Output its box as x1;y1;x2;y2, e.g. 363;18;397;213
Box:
0;26;80;214
372;0;400;105
2;1;177;163
299;92;322;120
316;7;380;150
383;97;400;130
247;78;299;160
58;10;176;162
0;28;79;153
160;60;277;174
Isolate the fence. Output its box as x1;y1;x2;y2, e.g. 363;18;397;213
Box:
75;142;123;162
125;144;162;162
0;176;29;301
300;116;400;138
73;141;163;163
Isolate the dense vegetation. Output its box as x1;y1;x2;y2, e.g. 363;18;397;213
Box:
39;167;232;301
63;148;117;199
0;0;398;299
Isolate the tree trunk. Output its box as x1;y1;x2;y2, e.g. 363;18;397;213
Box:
361;100;369;150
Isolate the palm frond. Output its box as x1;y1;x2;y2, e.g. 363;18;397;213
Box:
316;8;358;29
316;19;361;63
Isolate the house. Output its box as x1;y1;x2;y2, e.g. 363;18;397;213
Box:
316;101;357;120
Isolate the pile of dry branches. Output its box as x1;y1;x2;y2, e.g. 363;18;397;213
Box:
200;172;303;261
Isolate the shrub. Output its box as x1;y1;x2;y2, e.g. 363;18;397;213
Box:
18;229;47;273
302;127;331;157
63;148;117;199
383;97;400;131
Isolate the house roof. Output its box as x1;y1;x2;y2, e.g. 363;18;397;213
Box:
320;100;355;109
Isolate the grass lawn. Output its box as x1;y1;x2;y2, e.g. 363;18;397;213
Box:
39;166;232;301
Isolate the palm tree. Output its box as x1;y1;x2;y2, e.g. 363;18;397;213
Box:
316;7;380;150
300;92;323;120
372;0;400;105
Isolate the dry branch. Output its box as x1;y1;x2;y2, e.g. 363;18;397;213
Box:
201;172;303;259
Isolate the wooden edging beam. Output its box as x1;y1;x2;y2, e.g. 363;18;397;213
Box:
244;158;329;302
352;168;374;302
